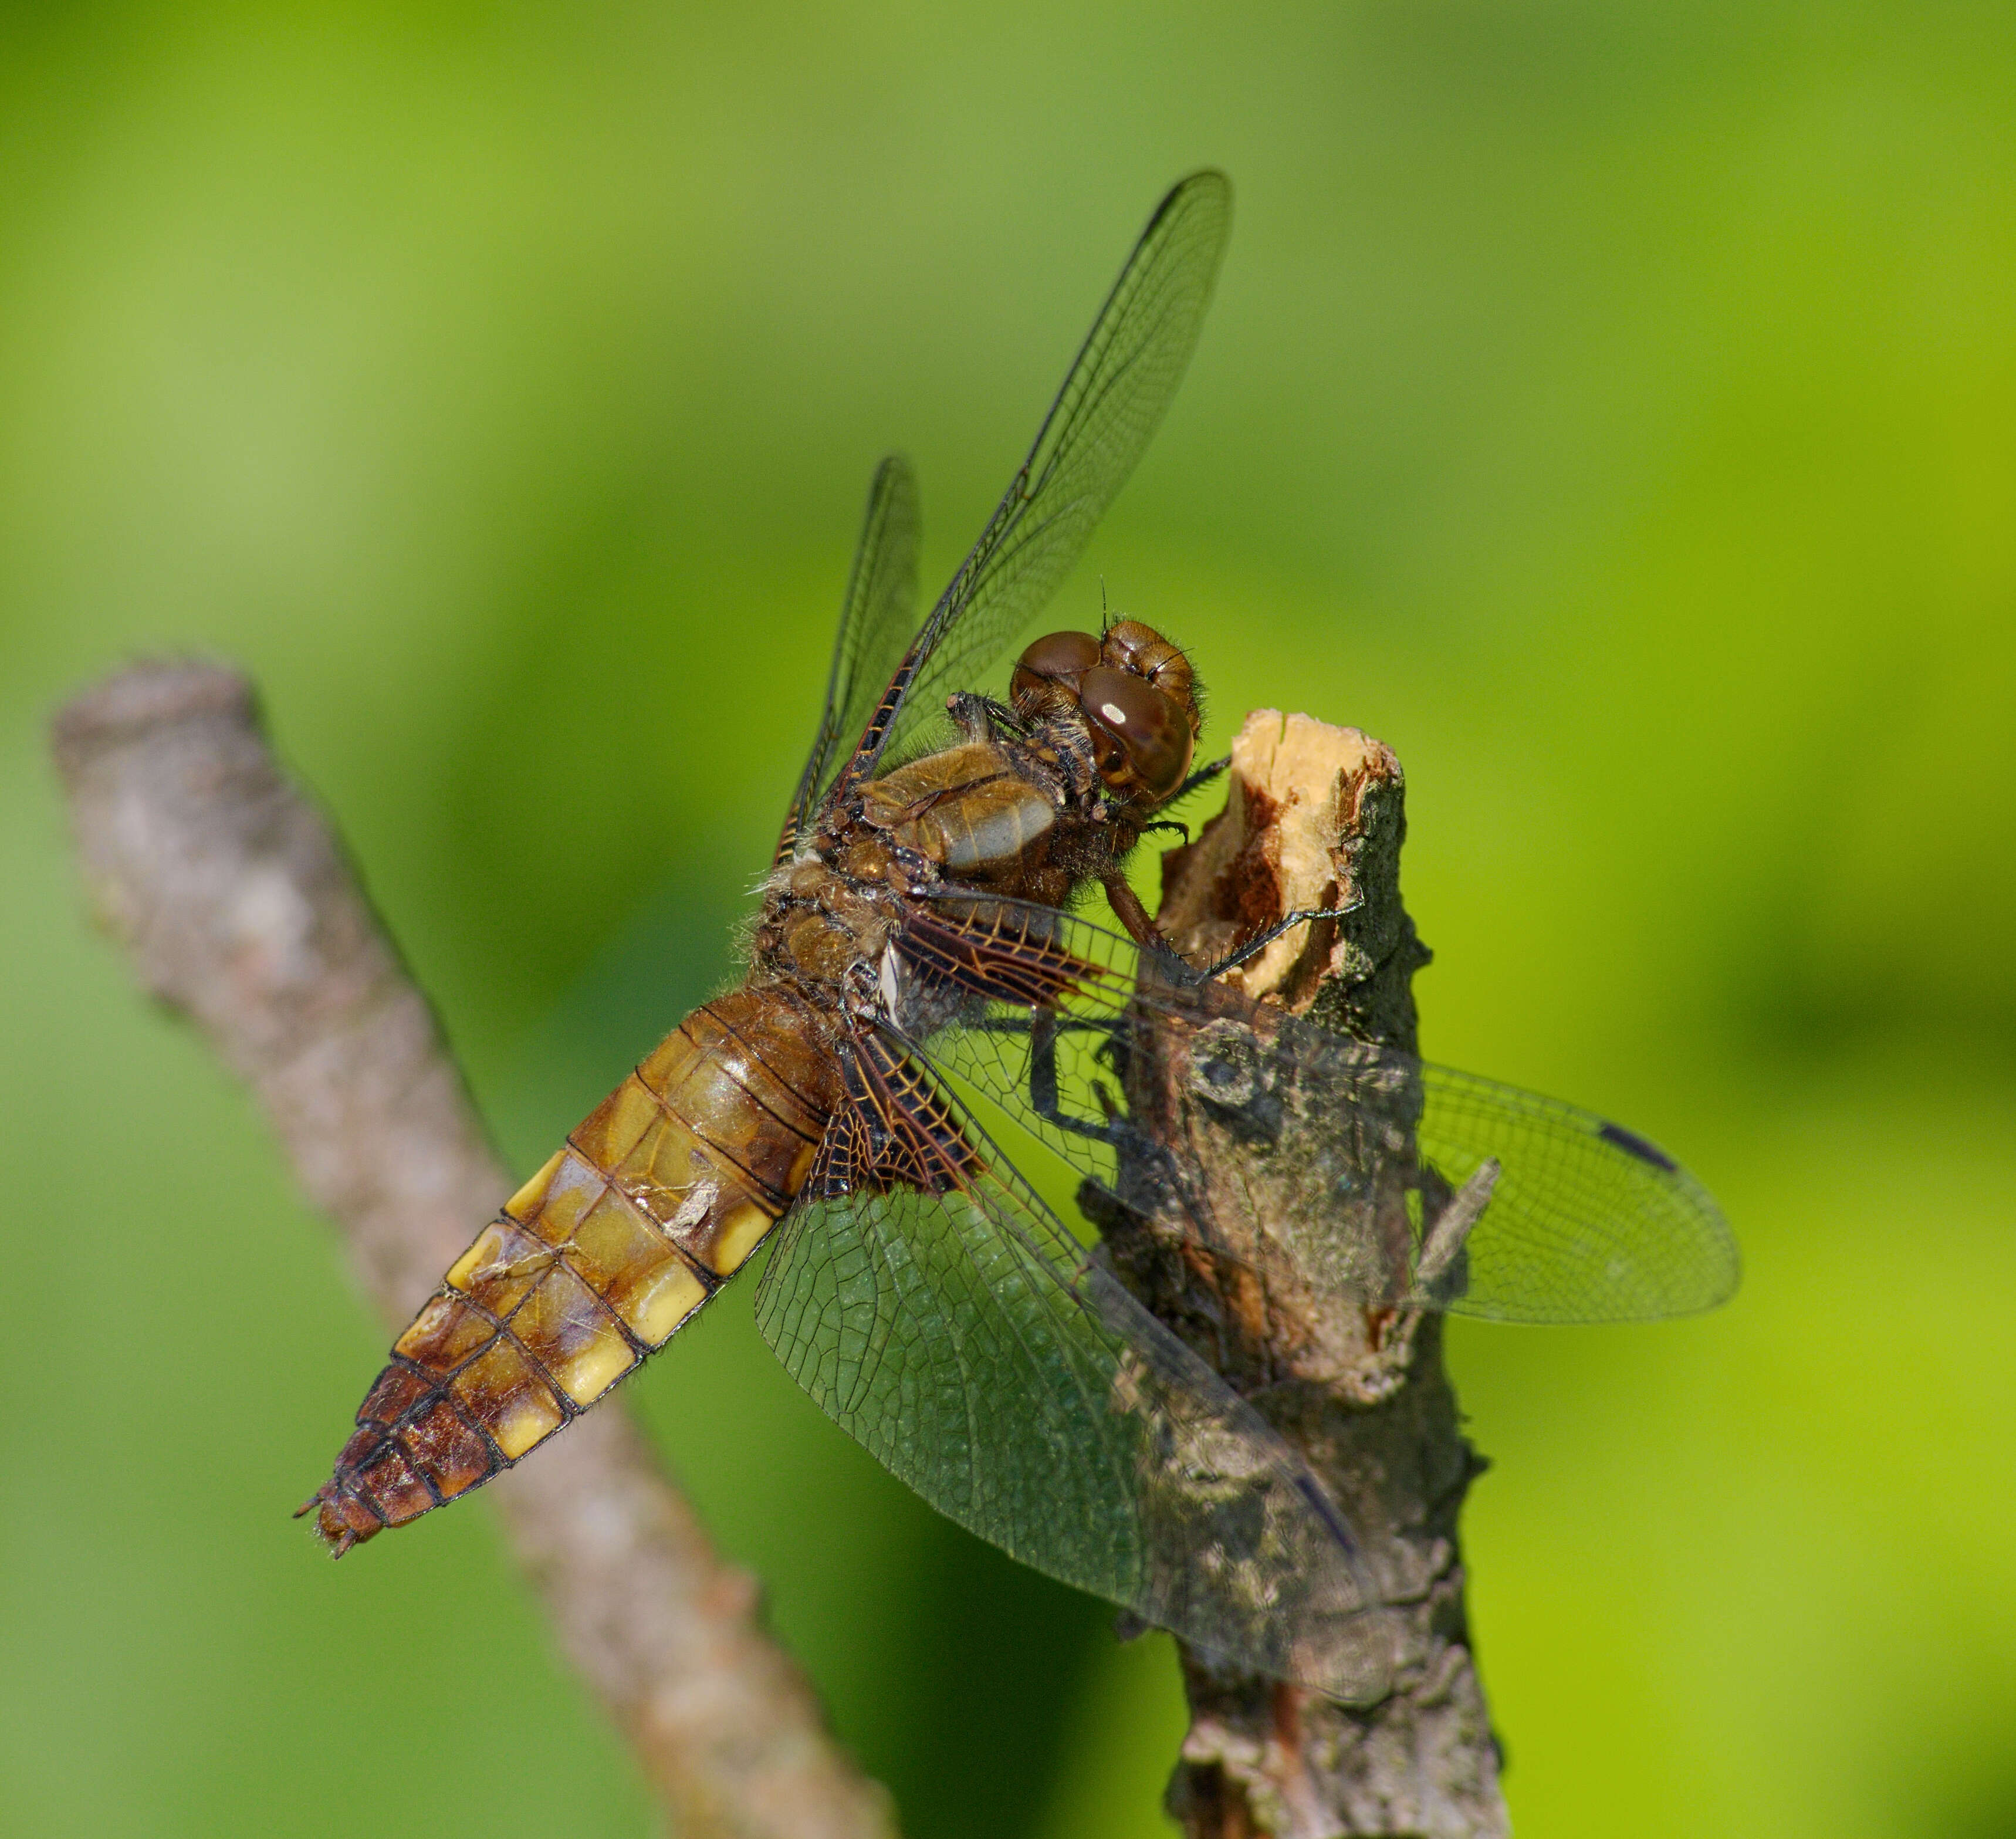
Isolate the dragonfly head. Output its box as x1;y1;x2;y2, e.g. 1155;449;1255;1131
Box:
1010;620;1199;809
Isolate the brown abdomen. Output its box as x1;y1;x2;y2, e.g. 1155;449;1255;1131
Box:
303;986;840;1553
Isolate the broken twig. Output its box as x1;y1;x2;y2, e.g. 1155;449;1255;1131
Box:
1130;709;1510;1838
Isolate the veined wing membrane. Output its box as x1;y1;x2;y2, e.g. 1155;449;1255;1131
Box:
899;897;1740;1324
754;1063;1390;1697
833;171;1232;798
777;453;922;864
1410;1067;1736;1320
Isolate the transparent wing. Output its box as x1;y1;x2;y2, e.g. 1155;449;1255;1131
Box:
897;896;1740;1325
776;454;922;864
828;171;1232;803
1412;1067;1737;1320
754;1074;1391;1697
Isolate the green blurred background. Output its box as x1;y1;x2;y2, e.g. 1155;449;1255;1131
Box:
4;3;2012;1834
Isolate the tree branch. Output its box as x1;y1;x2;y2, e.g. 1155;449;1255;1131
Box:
1133;710;1510;1838
50;661;897;1839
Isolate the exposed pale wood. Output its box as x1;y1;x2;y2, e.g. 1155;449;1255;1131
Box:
1143;709;1510;1838
52;660;897;1839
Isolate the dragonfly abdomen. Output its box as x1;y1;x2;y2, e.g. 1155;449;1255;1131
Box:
303;986;841;1553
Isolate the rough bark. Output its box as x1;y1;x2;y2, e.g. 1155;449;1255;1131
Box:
50;661;897;1839
1138;710;1510;1838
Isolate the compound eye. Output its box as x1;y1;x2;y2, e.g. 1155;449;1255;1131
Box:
1101;620;1162;672
1080;666;1194;803
1011;629;1102;707
1102;620;1196;718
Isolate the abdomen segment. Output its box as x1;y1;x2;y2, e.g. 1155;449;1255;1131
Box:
302;987;838;1552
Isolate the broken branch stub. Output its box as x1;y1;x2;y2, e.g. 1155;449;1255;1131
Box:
1119;709;1510;1839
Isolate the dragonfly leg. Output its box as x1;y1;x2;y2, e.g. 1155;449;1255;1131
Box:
946;691;1024;744
1198;904;1360;982
1168;752;1230;804
1026;1007;1130;1146
1101;872;1168;952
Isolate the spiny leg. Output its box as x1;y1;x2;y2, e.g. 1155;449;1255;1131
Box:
1197;904;1359;983
1168;753;1230;804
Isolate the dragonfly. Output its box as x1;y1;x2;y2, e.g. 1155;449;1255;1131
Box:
302;171;1738;1699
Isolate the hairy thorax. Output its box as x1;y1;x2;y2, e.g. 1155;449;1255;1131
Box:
757;718;1139;1017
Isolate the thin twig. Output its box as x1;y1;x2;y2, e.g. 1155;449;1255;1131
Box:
1131;709;1510;1838
51;661;897;1839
